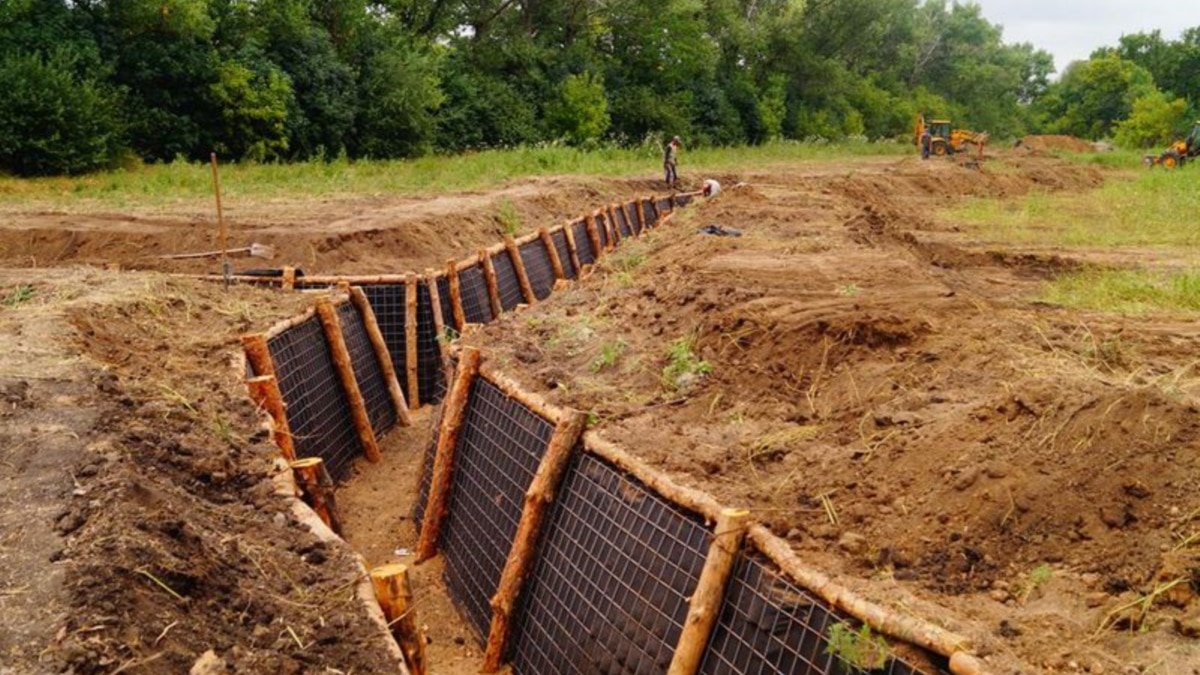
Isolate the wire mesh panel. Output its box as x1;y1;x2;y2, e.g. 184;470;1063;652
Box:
571;220;596;267
441;379;556;636
458;264;495;325
416;281;448;405
657;198;673;214
550;229;577;280
412;407;441;529
625;202;643;234
435;275;455;334
643;201;659;228
615;207;634;239
336;302;398;435
510;453;710;675
594;213;610;250
519;240;556;301
266;319;363;481
699;555;939;675
674;194;695;208
360;284;410;403
491;251;525;312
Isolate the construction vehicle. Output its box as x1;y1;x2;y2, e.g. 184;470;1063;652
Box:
915;115;988;157
1145;121;1200;168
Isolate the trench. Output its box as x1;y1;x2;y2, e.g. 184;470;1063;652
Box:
238;191;968;675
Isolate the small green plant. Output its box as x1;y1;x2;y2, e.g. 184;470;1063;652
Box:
591;339;627;372
837;283;860;297
497;197;522;236
4;284;35;307
662;336;712;391
1020;563;1054;603
440;326;460;344
825;622;888;670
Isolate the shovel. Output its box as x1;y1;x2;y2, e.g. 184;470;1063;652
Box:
160;242;277;261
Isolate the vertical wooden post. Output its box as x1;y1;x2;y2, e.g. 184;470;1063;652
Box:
562;221;583;274
415;347;482;563
241;333;276;378
445;259;467;332
633;200;647;233
504;235;537;305
629;203;645;236
315;297;382;463
405;275;420;409
425;270;454;393
291;457;344;536
349;287;412;428
479;250;504;319
282;266;297;291
245;375;296;461
607;205;622;247
482;410;588;672
585;214;604;259
666;508;751;675
370;564;427;675
538;228;566;280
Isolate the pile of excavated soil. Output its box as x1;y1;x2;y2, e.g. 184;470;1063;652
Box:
460;155;1200;673
1015;135;1096;153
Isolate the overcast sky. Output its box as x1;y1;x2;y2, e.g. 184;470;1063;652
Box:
973;1;1198;74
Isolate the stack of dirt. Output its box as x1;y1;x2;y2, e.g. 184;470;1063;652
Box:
1015;135;1095;153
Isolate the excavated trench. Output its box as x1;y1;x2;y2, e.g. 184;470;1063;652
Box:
237;191;975;675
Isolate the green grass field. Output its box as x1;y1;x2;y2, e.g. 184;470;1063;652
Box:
0;139;906;209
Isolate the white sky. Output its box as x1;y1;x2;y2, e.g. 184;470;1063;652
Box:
972;1;1199;74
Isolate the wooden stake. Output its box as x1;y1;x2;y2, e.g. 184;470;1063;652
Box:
425;269;454;392
607;205;622;246
667;508;751;675
291;457;343;536
315;296;382;463
584;215;603;259
241;333;276;378
583;432;723;523
245;375;296;462
479;362;567;423
349;287;412;428
281;266;297;291
483;410;588;672
480;250;504;319
561;220;583;275
370;564;427;675
504;235;537;305
415;347;482;562
538;227;566;280
629;202;645;236
445;258;467;332
405;275;420;409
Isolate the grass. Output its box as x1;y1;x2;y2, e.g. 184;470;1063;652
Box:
0;139;907;209
3;284;36;307
662;335;712;392
1042;269;1200;314
825;622;888;670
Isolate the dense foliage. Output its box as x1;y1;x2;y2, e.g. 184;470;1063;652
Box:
1;0;1197;175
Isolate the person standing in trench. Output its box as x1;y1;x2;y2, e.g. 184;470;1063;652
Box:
663;136;681;187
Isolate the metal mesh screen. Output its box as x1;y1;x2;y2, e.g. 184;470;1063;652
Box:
700;555;936;675
336;302;398;435
625;202;644;235
595;213;610;249
657;198;673;214
458;264;495;325
519;240;556;301
674;194;695;208
441;379;555;636
643;201;659;228
416;281;447;405
491;251;525;312
435;276;455;334
413;406;441;529
266;318;362;481
570;220;596;267
360;284;410;404
510;453;710;674
615;207;634;239
549;229;576;279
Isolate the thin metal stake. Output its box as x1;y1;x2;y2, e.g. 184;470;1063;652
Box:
210;152;230;288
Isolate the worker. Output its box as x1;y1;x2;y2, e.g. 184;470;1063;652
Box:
920;127;931;160
663;136;681;187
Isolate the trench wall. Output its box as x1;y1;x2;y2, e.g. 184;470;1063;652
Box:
243;189;955;675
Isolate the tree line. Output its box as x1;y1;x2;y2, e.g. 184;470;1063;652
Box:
1;0;1197;176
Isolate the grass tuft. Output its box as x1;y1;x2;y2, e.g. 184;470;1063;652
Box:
1042;269;1200;314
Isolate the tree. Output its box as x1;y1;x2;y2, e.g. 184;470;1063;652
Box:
1039;54;1156;139
357;39;444;158
1113;90;1188;149
545;72;610;145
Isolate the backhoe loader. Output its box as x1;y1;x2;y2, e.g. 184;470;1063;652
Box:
1145;121;1200;168
915;115;988;157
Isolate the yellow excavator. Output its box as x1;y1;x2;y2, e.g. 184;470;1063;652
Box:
1145;121;1200;168
915;115;988;157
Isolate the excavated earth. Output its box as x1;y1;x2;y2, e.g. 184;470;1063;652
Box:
2;155;1199;674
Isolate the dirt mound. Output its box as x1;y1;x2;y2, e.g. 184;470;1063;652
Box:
1016;135;1095;153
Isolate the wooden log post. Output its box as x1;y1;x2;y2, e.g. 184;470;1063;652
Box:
315;296;382;463
585;214;604;259
538;227;566;281
282;266;297;291
504;235;537;306
425;269;454;392
415;347;483;562
562;221;584;274
245;375;296;462
445;258;467;332
291;457;344;536
349;287;412;428
480;250;504;319
667;508;751;675
482;409;589;672
241;333;276;378
633;200;647;233
607;205;622;247
629;203;645;236
405;275;420;409
370;564;427;675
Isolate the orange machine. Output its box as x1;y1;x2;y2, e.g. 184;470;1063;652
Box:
915;115;988;158
1145;121;1200;168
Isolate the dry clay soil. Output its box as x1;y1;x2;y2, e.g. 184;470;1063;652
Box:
2;153;1199;674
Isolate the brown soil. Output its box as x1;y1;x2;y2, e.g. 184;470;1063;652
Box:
1015;135;1096;153
4;154;1200;674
